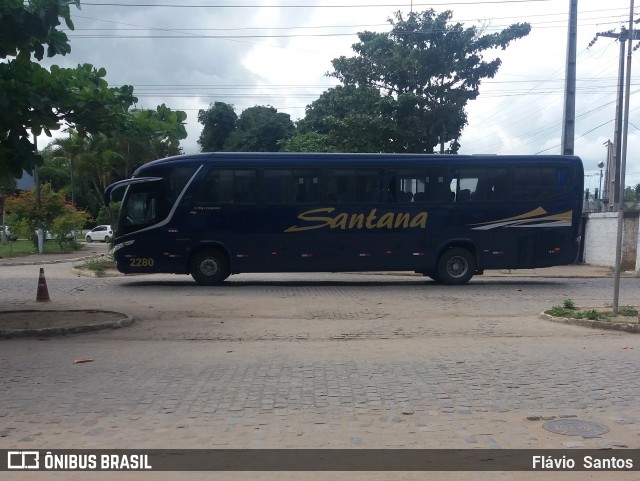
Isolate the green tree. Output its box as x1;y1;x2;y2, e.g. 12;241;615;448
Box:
5;183;89;249
38;146;71;192
224;106;294;152
323;9;530;153
122;105;188;170
197;102;238;152
295;85;390;152
50;203;91;249
624;184;640;207
96;201;120;226
0;0;76;60
0;1;137;178
47;103;187;219
48;132;115;214
280;132;336;153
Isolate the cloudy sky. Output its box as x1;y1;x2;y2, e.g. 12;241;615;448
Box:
42;0;640;192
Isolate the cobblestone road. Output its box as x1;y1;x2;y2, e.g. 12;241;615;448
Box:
1;258;639;480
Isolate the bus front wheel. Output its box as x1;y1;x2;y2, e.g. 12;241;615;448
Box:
190;249;230;285
437;248;475;285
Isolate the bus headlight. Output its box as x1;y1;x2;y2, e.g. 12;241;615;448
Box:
113;240;135;253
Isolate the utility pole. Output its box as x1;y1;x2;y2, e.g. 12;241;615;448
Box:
613;0;635;315
591;27;640;209
561;0;578;155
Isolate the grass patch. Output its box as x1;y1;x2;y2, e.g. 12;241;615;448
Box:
0;240;80;258
80;258;114;277
546;302;639;322
573;309;603;321
547;305;571;318
619;306;639;317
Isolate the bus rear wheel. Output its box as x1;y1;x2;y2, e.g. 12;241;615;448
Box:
190;248;230;285
437;248;475;285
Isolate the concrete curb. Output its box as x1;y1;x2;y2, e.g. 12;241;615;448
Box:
71;266;123;278
0;309;135;339
0;252;107;267
541;311;640;333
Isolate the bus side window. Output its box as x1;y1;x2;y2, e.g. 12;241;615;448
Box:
195;169;256;204
487;169;508;201
451;169;480;202
233;170;257;203
326;170;352;202
395;170;425;203
355;170;384;203
294;170;320;203
195;169;233;203
326;169;383;203
423;167;449;203
512;167;563;201
264;169;320;203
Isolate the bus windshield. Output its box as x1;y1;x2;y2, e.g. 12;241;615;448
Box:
116;165;199;236
120;181;163;232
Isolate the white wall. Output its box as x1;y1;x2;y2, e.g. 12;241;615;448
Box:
637;225;640;271
584;212;639;271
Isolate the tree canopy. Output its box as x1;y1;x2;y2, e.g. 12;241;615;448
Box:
43;104;187;217
0;0;137;178
296;9;530;153
293;85;389;152
198;103;294;152
198;101;238;152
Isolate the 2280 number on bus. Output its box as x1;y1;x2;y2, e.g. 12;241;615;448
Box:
129;257;155;267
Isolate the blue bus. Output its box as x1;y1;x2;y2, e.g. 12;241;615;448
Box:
104;152;584;285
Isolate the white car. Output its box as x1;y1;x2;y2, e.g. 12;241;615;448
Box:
85;225;113;243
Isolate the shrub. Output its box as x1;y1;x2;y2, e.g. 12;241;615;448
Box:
547;306;570;318
619;306;639;317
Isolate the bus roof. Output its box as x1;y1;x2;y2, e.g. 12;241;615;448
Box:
134;152;583;175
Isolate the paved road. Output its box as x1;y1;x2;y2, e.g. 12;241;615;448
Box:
1;257;639;480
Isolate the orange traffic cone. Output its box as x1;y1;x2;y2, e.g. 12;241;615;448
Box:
36;267;50;302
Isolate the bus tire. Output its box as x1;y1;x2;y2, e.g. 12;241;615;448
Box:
190;248;230;285
437;247;475;285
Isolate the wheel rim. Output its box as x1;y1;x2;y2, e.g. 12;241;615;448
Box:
200;258;219;277
446;255;469;279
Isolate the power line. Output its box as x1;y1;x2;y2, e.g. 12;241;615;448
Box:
81;0;554;8
71;6;631;34
66;20;635;39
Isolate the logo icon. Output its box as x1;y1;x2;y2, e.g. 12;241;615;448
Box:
7;451;40;470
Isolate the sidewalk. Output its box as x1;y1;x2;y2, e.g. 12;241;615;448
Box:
0;242;109;267
483;264;625;278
